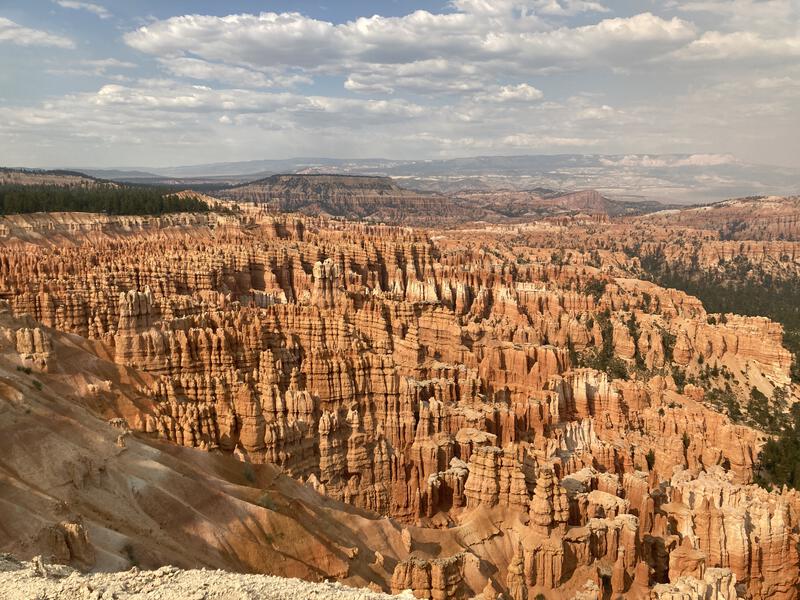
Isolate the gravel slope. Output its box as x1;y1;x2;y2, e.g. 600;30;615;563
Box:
0;556;415;600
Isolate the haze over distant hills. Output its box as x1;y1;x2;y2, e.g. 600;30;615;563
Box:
77;153;799;205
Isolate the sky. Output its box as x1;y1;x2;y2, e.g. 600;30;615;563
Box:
0;0;798;169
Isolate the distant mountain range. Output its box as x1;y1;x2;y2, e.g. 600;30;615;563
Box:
77;154;800;204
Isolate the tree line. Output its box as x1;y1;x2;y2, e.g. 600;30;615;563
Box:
638;252;800;384
0;184;213;216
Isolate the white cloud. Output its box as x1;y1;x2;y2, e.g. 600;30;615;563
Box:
574;104;615;120
502;133;601;147
674;30;800;61
449;0;608;17
0;76;628;166
90;81;293;112
71;80;424;124
0;77;435;166
124;10;695;86
124;13;345;70
157;57;310;89
0;17;74;48
475;83;544;103
344;60;483;94
672;1;798;35
54;0;111;19
531;0;610;16
476;13;695;75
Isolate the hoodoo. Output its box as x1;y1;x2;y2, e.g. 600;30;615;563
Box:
1;197;799;598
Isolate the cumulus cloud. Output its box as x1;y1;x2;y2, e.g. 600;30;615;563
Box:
505;13;695;70
344;60;483;94
449;0;608;17
123;10;695;90
54;0;112;19
0;17;74;48
124;13;345;69
531;0;610;16
674;30;800;61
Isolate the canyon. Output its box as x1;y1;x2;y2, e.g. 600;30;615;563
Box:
0;185;799;599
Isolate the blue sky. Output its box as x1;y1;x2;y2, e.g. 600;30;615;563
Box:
1;0;798;168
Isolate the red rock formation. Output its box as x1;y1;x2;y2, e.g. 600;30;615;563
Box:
663;468;799;599
14;326;53;370
391;555;466;600
0;206;797;599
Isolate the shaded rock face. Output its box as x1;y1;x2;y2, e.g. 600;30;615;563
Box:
14;327;53;370
390;555;466;600
0;206;798;599
31;521;95;570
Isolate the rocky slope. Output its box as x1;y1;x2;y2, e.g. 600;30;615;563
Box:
0;556;413;600
639;196;800;241
0;205;798;599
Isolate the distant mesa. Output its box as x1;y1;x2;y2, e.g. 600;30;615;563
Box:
0;167;104;188
638;195;800;241
219;172;665;225
219;173;450;224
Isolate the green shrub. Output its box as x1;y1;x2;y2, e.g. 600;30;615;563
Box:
672;367;686;393
747;387;778;432
646;449;656;470
257;493;277;511
756;405;800;491
242;463;256;484
582;278;607;301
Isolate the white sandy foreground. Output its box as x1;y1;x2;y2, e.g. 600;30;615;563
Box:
0;556;415;600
